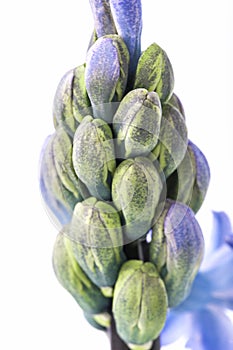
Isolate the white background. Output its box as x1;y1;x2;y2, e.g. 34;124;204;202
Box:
0;0;232;349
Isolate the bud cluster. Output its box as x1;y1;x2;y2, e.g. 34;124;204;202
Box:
40;1;210;349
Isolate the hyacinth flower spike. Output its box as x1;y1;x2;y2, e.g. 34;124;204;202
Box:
161;211;233;350
39;0;219;349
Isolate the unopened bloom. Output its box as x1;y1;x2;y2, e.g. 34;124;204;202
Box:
161;211;233;350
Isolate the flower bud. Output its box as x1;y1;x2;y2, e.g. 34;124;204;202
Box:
110;0;142;84
149;199;204;307
85;34;129;120
89;0;116;37
112;260;168;346
72;64;92;123
167;93;185;120
112;157;164;241
40;133;82;226
151;103;188;178
53;127;89;200
134;43;174;103
166;140;210;213
72;116;116;200
187;140;210;213
68;197;126;289
113;88;162;158
53;64;90;136
52;231;110;314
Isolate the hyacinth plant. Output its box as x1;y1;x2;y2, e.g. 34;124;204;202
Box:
39;1;232;349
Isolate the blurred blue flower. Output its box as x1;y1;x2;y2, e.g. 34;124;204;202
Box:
161;211;233;350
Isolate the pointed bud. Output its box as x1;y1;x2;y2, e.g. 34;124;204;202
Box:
40;134;81;226
151;103;188;178
167;93;185;120
85;34;129;120
112;260;168;346
53;65;91;136
53;231;110;314
72;116;116;200
53;127;89;200
53;69;77;136
68;197;126;289
166;140;210;213
110;0;142;84
89;0;116;37
113;88;162;158
187;140;210;213
112;157;164;241
149;199;204;307
72;64;92;123
134;43;174;103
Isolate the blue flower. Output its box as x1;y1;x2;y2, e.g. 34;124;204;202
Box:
161;211;233;350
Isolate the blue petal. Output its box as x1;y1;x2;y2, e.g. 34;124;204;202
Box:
186;307;233;350
176;273;212;312
209;211;232;252
201;245;233;309
225;234;233;248
161;310;191;345
110;0;142;85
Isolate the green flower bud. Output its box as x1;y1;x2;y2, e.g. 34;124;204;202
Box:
167;140;210;213
53;64;90;135
53;69;77;135
151;103;188;178
149;199;204;307
52;231;110;314
40;133;82;225
134;42;174;103
166;143;195;207
72;116;116;200
113;88;162;158
187;140;210;213
112;260;168;346
85;34;129;121
68;197;126;288
53;127;89;200
112;157;164;241
72;64;92;123
166;93;186;120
